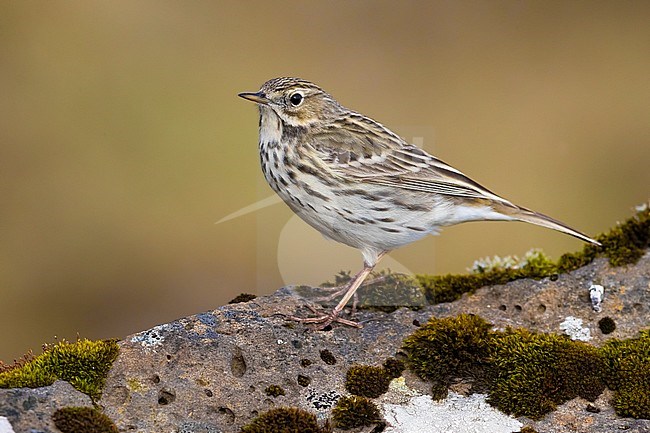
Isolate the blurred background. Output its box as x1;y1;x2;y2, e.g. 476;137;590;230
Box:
1;1;649;362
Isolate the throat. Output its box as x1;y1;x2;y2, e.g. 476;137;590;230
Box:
258;107;282;145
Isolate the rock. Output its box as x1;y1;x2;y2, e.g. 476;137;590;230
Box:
97;254;649;432
0;380;93;433
99;291;421;432
533;390;650;433
382;393;522;432
428;255;650;344
1;252;648;432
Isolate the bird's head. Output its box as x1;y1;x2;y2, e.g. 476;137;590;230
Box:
239;77;341;127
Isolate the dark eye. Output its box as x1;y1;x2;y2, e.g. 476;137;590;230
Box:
289;92;303;106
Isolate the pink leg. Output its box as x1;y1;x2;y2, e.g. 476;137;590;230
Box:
292;251;387;329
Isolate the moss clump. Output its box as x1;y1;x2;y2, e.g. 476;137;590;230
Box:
601;330;650;418
0;338;119;400
402;314;610;420
52;407;118;433
264;384;285;397
345;365;391;398
402;314;494;392
240;407;330;433
297;375;311;387
228;293;257;304
597;205;650;267
355;270;426;312
319;349;337;365
557;204;649;271
417;250;559;305
488;329;605;419
332;396;381;429
417;204;650;305
555;244;600;274
598;317;616;334
382;357;405;379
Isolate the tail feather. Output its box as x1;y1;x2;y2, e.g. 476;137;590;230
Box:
506;205;601;246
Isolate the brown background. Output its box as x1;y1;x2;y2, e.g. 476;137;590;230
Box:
1;1;649;361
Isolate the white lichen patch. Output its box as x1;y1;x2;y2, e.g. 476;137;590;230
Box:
379;377;422;404
382;393;522;433
559;316;592;341
589;284;605;312
469;248;550;274
131;323;176;348
0;416;16;433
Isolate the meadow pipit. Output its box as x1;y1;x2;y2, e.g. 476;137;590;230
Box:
239;77;599;328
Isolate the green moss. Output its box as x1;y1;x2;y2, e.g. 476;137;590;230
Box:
416;250;558;305
382;357;405;379
0;338;119;401
52;407;118;433
240;407;330;433
345;364;391;398
417;205;650;305
228;293;257;304
598;317;616;334
297;375;311;387
264;384;286;397
416;273;486;304
331;396;381;429
558;204;649;271
601;330;650;418
430;382;449;401
402;314;494;392
355;270;426;312
403;313;650;420
402;314;610;420
319;349;337;365
555;244;600;273
126;378;143;392
488;329;605;419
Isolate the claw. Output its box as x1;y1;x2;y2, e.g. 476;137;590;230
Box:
289;252;387;329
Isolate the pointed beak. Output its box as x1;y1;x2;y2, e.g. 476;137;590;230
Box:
238;91;270;105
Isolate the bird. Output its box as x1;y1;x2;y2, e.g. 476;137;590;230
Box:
238;77;600;328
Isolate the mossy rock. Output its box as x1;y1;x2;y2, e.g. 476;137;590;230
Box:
264;384;286;397
402;314;494;392
240;407;330;433
401;314;627;420
488;329;605;419
345;364;391;398
417;204;650;305
601;330;650;418
331;395;382;430
0;339;119;401
52;407;118;433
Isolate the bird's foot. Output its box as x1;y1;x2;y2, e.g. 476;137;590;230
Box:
289;305;362;329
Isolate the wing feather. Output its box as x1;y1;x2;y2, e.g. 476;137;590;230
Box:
306;115;507;203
